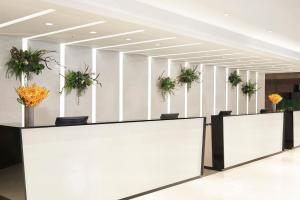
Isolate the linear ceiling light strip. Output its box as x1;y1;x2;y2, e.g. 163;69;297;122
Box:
124;43;202;54
63;30;145;45
25;21;106;40
0;9;55;28
170;53;242;61
95;37;176;50
152;49;228;58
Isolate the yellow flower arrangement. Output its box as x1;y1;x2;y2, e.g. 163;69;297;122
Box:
268;94;283;105
16;84;49;107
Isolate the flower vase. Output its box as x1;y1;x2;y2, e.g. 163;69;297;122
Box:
272;104;277;112
24;107;34;127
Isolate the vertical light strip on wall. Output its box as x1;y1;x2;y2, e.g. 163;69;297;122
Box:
213;66;217;115
92;48;97;123
236;69;240;115
167;59;171;114
246;71;250;114
225;68;229;111
200;64;203;117
21;39;28;127
184;62;188;118
119;52;124;121
59;44;65;117
147;56;152;120
255;72;259;113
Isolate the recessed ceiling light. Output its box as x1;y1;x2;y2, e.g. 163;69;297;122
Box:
224;13;231;17
126;38;132;41
90;31;97;34
267;30;273;33
45;23;53;26
155;43;160;46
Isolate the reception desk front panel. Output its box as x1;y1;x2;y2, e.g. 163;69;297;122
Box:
223;113;283;168
293;111;300;147
211;113;284;170
20;118;205;200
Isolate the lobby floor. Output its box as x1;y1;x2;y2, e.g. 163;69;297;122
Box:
135;148;300;200
1;148;300;200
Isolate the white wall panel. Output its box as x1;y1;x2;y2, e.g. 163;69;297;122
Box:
227;68;238;114
65;45;92;121
96;50;119;122
215;67;226;114
223;113;283;168
202;65;214;122
239;70;247;114
187;64;201;117
123;54;148;120
248;71;257;114
151;58;168;119
0;36;22;125
258;73;266;111
29;40;60;126
170;61;185;117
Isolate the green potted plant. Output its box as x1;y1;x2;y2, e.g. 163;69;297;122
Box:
241;81;257;98
158;72;177;100
177;65;200;90
228;71;242;88
6;46;56;81
61;65;101;104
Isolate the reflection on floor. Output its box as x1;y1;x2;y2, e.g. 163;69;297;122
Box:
2;149;300;200
0;165;25;200
135;148;300;200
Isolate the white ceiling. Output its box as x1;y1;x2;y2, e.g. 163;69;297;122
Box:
0;0;299;73
136;0;300;53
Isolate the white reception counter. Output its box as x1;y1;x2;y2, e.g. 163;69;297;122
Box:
0;117;206;200
211;113;284;170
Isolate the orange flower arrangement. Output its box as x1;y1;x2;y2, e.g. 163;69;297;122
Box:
268;94;283;105
16;84;49;107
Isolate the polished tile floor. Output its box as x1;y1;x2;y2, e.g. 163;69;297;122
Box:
1;148;300;200
135;148;300;200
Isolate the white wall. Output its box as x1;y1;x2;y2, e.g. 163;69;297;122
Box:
96;50;119;122
29;40;60;126
170;61;185;117
151;58;168;119
202;65;214;122
65;45;92;121
187;64;201;117
123;54;148;121
239;70;247;114
0;36;22;125
0;35;266;125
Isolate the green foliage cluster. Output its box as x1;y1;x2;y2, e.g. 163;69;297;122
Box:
241;81;257;98
62;65;101;103
6;47;55;81
158;73;176;99
177;65;200;89
277;99;300;111
228;71;242;88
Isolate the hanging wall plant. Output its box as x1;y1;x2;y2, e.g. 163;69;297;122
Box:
158;72;176;100
228;71;242;88
6;47;56;81
177;65;200;90
61;65;101;104
241;81;257;98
